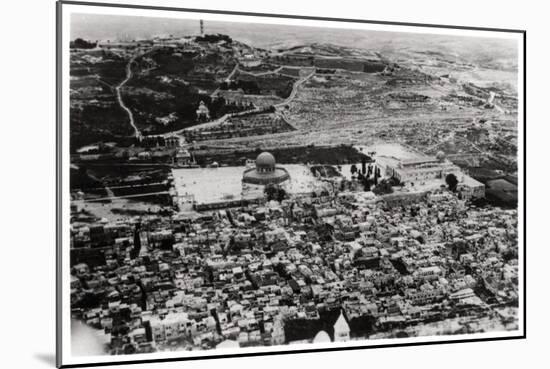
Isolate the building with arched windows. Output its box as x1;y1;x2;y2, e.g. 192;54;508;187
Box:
373;144;484;198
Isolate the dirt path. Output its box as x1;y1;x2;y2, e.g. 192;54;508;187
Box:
161;65;314;137
116;55;142;139
275;70;316;108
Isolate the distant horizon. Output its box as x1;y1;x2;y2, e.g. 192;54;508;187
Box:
71;13;518;65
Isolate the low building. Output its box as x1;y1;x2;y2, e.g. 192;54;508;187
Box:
174;148;194;167
457;175;485;200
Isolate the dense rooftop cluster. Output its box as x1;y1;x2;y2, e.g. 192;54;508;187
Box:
70;186;518;354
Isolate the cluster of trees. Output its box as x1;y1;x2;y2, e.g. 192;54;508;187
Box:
208;96;255;117
346;161;398;195
194;33;233;44
445;173;458;192
264;184;287;202
316;68;336;74
70;166;106;195
150;48;195;75
219;79;261;94
221;75;295;99
372;179;394;195
70;38;97;49
141;135;166;148
271;54;315;67
350;162;389;192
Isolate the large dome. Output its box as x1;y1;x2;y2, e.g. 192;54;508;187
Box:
256;152;276;170
242;152;290;186
313;330;331;343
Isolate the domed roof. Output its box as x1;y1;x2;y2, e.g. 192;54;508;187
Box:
242;151;290;185
313;330;331;343
436;151;446;161
256;152;276;168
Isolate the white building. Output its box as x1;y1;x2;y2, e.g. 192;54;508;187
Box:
375;146;484;196
333;311;350;342
385;155;462;186
457;175;485;199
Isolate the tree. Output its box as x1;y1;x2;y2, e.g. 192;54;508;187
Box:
373;167;381;186
350;164;358;176
264;184;278;201
445;173;458;192
276;188;287;202
372;179;394;195
70;38;97;49
362;177;373;192
339;180;347;192
130;223;141;259
389;176;401;186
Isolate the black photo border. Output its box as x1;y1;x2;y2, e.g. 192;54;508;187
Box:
56;1;527;367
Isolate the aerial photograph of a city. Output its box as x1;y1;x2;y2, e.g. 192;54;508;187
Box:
66;10;522;359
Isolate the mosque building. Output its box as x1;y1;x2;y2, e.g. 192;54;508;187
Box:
375;146;484;198
384;150;463;186
242;152;291;198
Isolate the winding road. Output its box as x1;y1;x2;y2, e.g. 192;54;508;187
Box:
116;55;142;139
274;69;316;108
160;63;315;137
